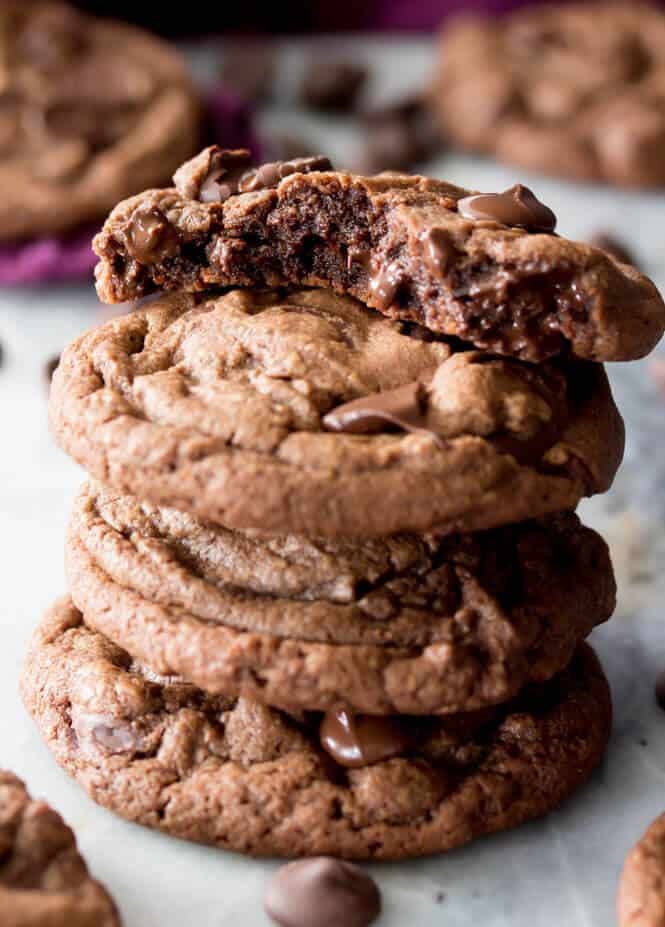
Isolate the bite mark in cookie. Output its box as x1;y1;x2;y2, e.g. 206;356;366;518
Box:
92;149;665;362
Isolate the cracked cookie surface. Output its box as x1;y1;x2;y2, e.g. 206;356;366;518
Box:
92;156;665;362
66;482;615;714
0;0;200;239
21;598;612;860
50;287;624;538
432;3;665;189
0;769;120;926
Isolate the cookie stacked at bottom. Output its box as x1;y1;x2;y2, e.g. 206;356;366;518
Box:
22;277;623;859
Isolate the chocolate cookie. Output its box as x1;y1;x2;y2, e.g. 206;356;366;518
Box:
432;3;665;188
49;287;624;538
91;149;665;362
21;598;612;860
0;1;200;240
618;812;665;927
65;482;615;715
0;770;120;926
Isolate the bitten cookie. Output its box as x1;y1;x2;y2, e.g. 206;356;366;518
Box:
66;482;616;715
21;598;612;861
431;3;665;188
0;1;200;239
0;770;120;926
618;812;665;927
49;287;624;538
92;149;665;361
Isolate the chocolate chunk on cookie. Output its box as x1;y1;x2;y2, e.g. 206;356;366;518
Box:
431;3;665;188
21;598;612;860
0;1;200;239
49;287;624;537
619;812;665;927
93;151;665;361
0;770;120;925
65;482;615;714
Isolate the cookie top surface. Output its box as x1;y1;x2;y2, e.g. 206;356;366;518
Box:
619;812;665;927
0;769;120;926
50;287;624;538
21;598;612;861
432;3;665;188
0;1;200;239
66;481;615;715
92;149;665;362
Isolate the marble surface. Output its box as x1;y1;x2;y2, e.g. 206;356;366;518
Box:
2;35;665;927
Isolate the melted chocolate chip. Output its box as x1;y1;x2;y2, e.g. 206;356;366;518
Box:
369;261;404;310
126;208;178;263
319;706;411;768
457;184;557;233
420;227;457;277
238;155;333;193
655;670;665;711
173;147;254;202
589;231;637;267
265;858;381;927
322;381;441;443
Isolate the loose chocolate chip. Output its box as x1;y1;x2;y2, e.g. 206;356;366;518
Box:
322;380;440;442
655;670;665;711
300;59;367;112
457;184;557;233
126;208;179;263
265;858;381;927
319;706;411;768
357;94;442;173
44;354;60;385
219;44;275;102
238;155;332;193
589;231;637;267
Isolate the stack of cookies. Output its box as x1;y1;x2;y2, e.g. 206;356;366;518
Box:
22;150;665;859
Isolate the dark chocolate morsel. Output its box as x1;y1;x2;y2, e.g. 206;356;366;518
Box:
265;858;381;927
589;232;637;267
322;380;440;442
320;706;412;768
655;670;665;711
126;208;179;263
300;59;367;112
458;184;557;233
238;155;333;193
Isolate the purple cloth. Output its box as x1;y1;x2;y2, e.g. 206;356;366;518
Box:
0;86;258;286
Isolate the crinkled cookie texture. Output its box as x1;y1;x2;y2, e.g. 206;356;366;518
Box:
618;812;665;927
21;599;612;861
0;0;200;240
432;3;665;189
66;482;615;715
92;155;665;362
49;287;624;538
0;770;120;926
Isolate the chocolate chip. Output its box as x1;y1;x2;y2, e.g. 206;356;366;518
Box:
44;354;60;385
357;94;442;173
655;670;665;711
219;44;275;102
300;59;367;112
238;155;332;193
322;380;440;443
319;706;411;768
126;208;179;263
457;184;557;233
589;231;637;267
174;146;254;203
265;858;381;927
